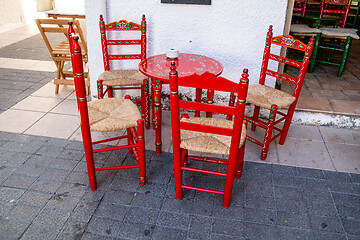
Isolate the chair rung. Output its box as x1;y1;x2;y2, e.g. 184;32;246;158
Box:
95;164;139;171
245;135;263;147
318;46;343;51
181;166;227;177
182;185;224;195
92;135;128;145
187;156;228;165
316;60;340;66
93;144;138;153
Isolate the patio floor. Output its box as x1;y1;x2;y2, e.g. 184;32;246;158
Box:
0;24;359;240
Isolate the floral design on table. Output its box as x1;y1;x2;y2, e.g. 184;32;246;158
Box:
140;53;222;80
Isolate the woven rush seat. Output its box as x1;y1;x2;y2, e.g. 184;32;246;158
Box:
99;70;145;86
246;84;296;110
290;24;322;34
88;97;141;132
180;117;246;155
319;27;360;39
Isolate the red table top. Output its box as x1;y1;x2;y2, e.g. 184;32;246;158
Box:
138;53;223;82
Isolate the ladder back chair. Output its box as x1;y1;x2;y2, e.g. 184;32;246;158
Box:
35;18;89;94
97;14;150;130
294;0;308;16
238;26;314;161
319;0;351;27
170;64;249;208
70;35;146;190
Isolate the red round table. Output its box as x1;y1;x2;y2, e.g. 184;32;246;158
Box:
139;53;223;154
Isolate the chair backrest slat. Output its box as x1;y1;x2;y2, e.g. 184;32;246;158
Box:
271;35;307;51
179;100;236;116
108;54;142;60
269;54;302;68
179;72;242;93
320;0;351;27
259;25;314;99
266;69;298;84
99;14;146;71
169;61;249;139
180;121;234;137
106;39;142;45
35;18;87;55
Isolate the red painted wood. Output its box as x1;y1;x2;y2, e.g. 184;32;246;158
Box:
139;53;223;82
106;40;142;45
98;15;149;129
108;54;141;60
181;166;227;177
179;100;236;116
320;0;351;27
71;36;97;190
271;35;307;51
92;135;127;145
169;60;249;208
182;185;224;195
246;26;315;160
195;88;202;117
259;26;273;85
136;119;146;185
269;54;302;68
169;62;183;200
266;69;297;84
69;34;147;190
140;54;223;154
180;121;233;136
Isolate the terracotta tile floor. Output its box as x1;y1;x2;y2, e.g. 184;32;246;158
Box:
282;39;360;116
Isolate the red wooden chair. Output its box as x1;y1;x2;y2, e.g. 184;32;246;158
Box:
319;0;351;27
169;63;249;208
97;14;150;130
294;0;308;16
233;26;314;161
70;35;146;190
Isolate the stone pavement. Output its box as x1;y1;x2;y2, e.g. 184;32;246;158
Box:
0;24;359;240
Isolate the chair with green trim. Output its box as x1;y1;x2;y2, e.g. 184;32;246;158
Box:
345;0;360;29
231;26;314;161
97;14;150;130
309;27;359;77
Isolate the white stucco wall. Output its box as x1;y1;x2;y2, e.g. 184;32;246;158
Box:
85;0;289;99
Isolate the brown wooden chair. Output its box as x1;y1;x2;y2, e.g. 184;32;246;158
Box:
35;18;89;94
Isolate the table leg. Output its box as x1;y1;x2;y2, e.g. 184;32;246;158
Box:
195;88;202;117
151;79;156;130
153;79;162;154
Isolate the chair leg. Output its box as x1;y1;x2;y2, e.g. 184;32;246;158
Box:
261;105;277;161
151;79;156;130
235;143;245;179
107;86;113;98
181;149;188;167
251;106;260;131
127;129;134;155
136;119;146;186
309;33;321;73
97;80;104;99
142;78;150;130
338;37;352;78
55;60;61;94
223;153;238;208
153;79;162;154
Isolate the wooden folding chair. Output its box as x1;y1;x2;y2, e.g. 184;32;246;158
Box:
35;18;90;94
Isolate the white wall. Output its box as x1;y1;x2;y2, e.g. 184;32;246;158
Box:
85;0;289;99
